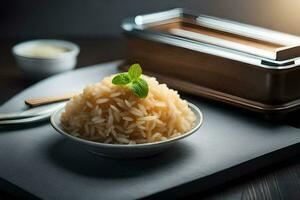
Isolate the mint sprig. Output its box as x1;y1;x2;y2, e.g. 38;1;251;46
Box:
131;79;149;98
112;64;149;98
112;73;130;85
128;63;142;81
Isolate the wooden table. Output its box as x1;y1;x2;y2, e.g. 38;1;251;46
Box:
0;37;300;200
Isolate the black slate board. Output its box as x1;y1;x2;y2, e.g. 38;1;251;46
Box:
0;61;300;200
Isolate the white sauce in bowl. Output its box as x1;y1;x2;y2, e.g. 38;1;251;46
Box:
20;44;70;58
12;39;80;79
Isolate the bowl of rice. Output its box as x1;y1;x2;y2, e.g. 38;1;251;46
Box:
51;64;203;158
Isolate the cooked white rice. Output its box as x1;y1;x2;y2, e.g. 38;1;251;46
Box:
61;75;196;144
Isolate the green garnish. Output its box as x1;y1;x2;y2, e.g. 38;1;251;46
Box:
131;78;148;98
112;73;131;85
112;64;149;98
128;63;142;81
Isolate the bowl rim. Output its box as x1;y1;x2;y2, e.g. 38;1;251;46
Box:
12;39;80;60
50;102;203;148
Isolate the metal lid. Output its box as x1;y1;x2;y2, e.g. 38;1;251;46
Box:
122;8;300;65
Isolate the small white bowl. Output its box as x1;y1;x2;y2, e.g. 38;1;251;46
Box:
12;39;80;80
50;102;203;158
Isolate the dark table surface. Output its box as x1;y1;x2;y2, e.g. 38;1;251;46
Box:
0;37;300;200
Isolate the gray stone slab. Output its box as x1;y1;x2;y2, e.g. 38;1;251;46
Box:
0;60;300;200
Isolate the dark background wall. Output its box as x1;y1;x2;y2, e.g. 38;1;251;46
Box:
1;0;300;38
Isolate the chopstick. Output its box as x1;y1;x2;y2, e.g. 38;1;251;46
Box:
25;92;79;107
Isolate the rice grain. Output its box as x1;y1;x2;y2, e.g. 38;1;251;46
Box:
61;75;196;144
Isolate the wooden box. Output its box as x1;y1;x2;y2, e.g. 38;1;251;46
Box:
121;8;300;118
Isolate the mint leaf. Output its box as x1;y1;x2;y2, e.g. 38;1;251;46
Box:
112;73;131;85
112;63;149;98
130;78;149;98
128;63;142;80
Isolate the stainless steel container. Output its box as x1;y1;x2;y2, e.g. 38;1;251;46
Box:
121;8;300;118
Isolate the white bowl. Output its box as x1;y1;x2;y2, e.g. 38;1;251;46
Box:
50;102;203;158
12;39;80;80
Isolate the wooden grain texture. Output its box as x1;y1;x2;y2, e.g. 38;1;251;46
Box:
199;157;300;200
1;37;300;200
125;36;300;116
242;160;300;200
153;20;283;52
25;92;78;107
